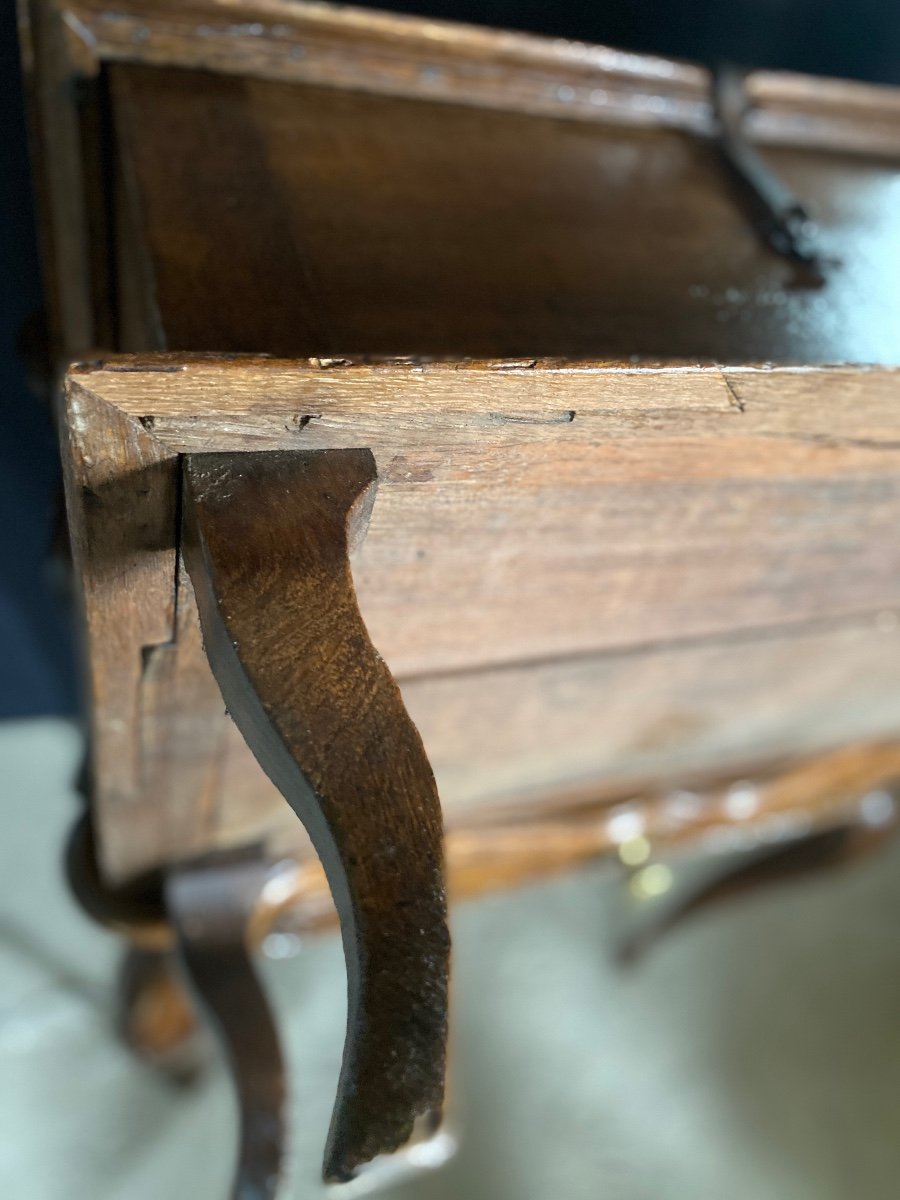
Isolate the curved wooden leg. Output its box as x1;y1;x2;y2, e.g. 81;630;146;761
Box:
166;854;287;1200
182;449;450;1183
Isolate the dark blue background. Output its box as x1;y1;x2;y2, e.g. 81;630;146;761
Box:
1;1;77;718
2;1;898;717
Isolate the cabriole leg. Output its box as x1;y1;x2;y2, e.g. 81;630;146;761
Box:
182;448;451;1183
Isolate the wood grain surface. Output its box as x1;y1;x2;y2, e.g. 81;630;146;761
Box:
62;359;900;881
50;0;900;157
76;360;900;673
109;65;900;363
23;1;900;367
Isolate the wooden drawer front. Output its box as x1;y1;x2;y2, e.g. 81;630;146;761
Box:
66;359;900;878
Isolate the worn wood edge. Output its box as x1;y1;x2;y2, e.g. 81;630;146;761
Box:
67;355;900;453
69;353;900;402
54;0;900;157
61;375;180;879
70;352;900;377
747;69;900;158
57;0;711;134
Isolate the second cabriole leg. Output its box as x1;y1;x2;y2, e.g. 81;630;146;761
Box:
166;852;287;1200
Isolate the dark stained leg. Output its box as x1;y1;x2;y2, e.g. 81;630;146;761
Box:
165;853;287;1200
182;448;450;1183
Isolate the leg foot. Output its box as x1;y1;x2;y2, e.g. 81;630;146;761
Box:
118;946;209;1082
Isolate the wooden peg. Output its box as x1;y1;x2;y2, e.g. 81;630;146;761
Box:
181;449;450;1182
